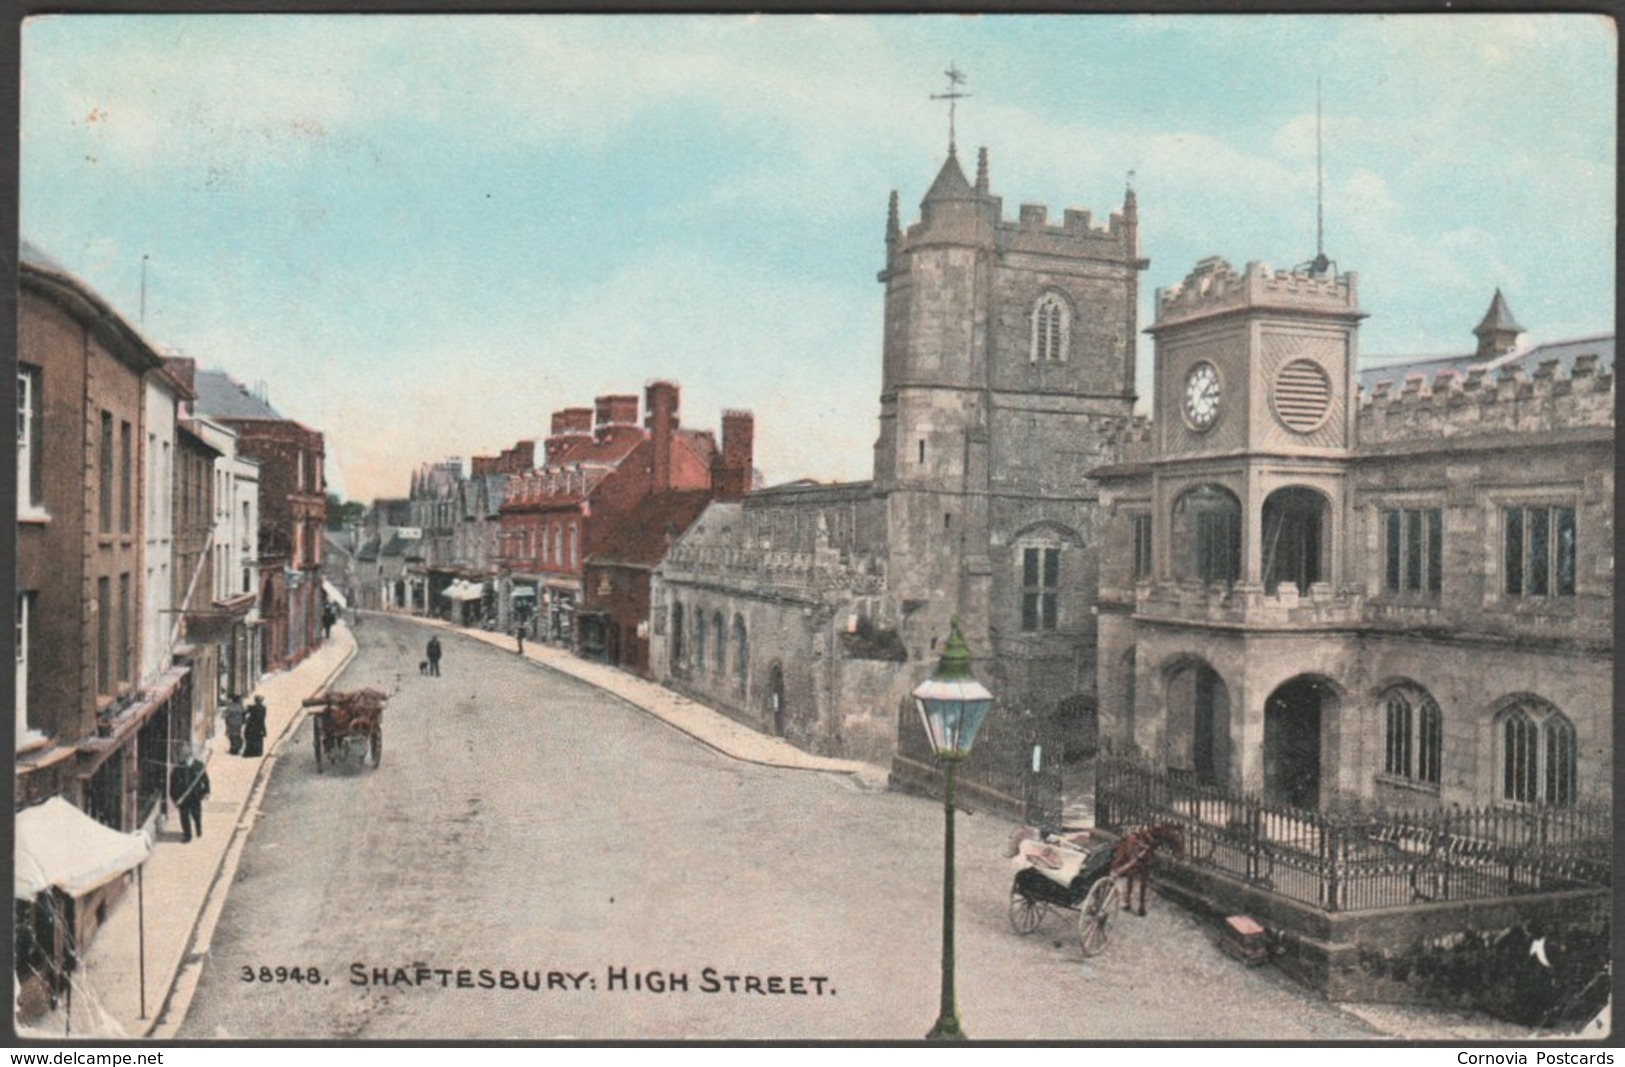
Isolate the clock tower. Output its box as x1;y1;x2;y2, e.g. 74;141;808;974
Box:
1144;256;1364;597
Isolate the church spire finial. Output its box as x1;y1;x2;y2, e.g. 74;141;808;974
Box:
930;63;971;153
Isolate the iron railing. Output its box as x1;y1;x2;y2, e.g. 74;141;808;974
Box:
1096;757;1611;912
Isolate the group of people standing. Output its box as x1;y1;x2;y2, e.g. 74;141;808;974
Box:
223;693;269;757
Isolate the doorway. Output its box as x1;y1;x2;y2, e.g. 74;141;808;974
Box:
767;664;786;737
1264;676;1326;808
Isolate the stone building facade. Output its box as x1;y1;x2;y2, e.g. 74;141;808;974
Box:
1094;259;1613;813
653;146;1144;801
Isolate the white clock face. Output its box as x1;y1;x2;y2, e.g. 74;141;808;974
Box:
1183;362;1221;431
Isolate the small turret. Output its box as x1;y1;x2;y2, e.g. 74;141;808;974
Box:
1474;289;1524;359
886;190;900;245
975;146;989;195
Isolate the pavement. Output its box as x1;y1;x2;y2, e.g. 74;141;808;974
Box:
18;627;359;1041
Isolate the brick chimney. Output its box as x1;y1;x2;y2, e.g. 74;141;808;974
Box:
594;395;640;440
645;381;680;492
546;409;593;463
714;409;755;500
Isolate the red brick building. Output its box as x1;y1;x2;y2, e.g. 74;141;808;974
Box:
498;382;752;647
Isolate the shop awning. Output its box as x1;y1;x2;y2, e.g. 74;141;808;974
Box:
322;579;348;609
511;587;537;600
441;580;486;602
14;798;152;900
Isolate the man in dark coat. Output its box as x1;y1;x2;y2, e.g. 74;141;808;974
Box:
169;752;211;843
243;695;268;757
427;635;442;676
223;694;246;755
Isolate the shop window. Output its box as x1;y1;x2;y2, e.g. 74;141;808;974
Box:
1504;504;1576;597
1380;683;1441;786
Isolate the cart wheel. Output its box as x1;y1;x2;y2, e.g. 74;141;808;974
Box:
1079;878;1119;958
314;723;325;773
369;727;382;767
1008;891;1046;935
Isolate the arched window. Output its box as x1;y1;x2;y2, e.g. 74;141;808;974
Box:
1499;697;1578;807
695;611;708;670
1262;487;1329;596
712;611;725;673
1380;683;1442;786
1172;485;1241;588
1030;293;1071;363
671;603;685;669
733;615;748;690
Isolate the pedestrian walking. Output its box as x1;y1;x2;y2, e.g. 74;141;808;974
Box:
427;635;442;676
243;695;268;757
223;693;246;756
169;750;211;843
515;624;525;655
322;602;336;639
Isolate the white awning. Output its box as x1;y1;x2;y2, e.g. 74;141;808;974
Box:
15;797;151;900
442;580;485;602
322;579;348;609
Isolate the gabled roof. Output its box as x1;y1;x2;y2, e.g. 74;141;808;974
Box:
193;369;284;420
587;490;715;570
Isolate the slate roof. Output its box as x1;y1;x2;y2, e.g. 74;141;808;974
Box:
193;368;284;420
1359;332;1614;392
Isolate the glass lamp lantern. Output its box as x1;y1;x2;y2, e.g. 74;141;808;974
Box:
912;619;993;762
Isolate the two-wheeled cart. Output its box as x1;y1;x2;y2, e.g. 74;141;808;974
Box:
1007;828;1123;957
302;688;387;772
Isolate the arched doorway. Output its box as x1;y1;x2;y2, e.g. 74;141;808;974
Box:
767;664;786;737
1264;676;1331;808
1165;658;1230;787
1262;487;1330;595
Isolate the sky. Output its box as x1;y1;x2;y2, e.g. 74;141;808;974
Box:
19;14;1616;502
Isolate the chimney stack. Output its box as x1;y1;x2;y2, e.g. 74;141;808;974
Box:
645;381;680;493
546;409;593;463
714;409;755;500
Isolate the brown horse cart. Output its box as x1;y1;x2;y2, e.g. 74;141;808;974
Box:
302;688;387;772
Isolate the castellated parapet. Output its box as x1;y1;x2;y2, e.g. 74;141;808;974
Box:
1357;354;1614;445
1151;256;1360;330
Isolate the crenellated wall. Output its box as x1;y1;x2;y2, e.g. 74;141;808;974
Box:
1357;354;1614;445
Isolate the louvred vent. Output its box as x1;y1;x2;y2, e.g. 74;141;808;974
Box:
1273;359;1333;432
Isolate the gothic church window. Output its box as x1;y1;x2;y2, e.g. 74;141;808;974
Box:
1380;683;1441;787
713;611;725;673
733;615;748;690
1132;514;1153;580
1498;697;1577;807
1030;292;1071;363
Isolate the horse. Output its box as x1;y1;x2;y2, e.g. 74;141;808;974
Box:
1111;822;1185;917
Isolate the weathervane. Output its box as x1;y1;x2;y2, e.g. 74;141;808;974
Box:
930;63;971;152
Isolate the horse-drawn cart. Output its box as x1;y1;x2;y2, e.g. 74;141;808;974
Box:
1007;828;1123;956
302;688;387;772
1006;823;1183;958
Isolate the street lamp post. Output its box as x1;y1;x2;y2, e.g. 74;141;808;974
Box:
912;618;993;1042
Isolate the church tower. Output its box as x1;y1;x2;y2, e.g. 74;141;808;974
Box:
874;136;1147;732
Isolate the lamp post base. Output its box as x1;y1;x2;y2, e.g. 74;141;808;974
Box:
926;1014;967;1041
